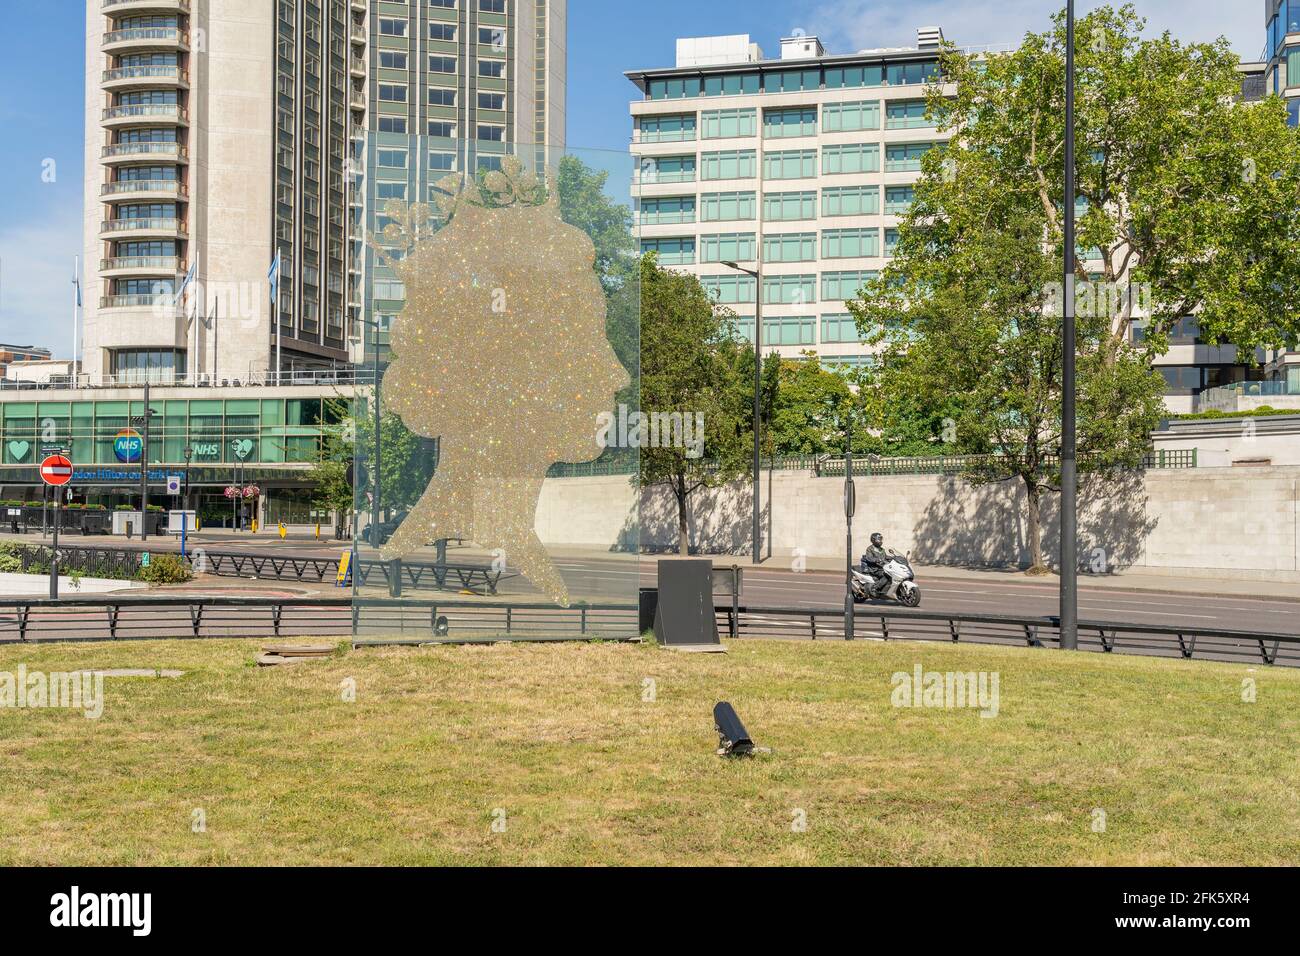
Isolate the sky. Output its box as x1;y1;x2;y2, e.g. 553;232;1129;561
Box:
0;0;1264;358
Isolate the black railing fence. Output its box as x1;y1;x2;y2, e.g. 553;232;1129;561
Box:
0;596;1294;667
2;542;511;595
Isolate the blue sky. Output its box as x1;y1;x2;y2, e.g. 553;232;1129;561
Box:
0;0;1261;357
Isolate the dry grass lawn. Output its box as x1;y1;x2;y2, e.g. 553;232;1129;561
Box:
0;636;1297;865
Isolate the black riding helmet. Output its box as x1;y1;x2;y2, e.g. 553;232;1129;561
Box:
870;532;883;548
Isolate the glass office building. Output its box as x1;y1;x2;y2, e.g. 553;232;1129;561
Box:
626;30;949;374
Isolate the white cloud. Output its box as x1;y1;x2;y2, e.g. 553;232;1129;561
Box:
804;1;1260;59
0;197;80;359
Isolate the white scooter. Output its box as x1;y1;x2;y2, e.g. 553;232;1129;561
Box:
851;550;921;607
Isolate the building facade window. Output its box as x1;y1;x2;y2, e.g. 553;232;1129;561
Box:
701;274;757;304
823;185;879;217
700;149;756;180
821;270;877;302
822;227;879;258
641;237;695;264
763;149;817;180
699;191;756;222
762;232;817;262
700;232;757;263
763;190;817;221
823;100;880;131
701;108;757;138
823;143;879;175
763;274;816;305
820;314;864;343
763;107;817;138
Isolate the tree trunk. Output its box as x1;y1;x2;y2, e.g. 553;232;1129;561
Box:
675;473;690;556
1024;477;1047;573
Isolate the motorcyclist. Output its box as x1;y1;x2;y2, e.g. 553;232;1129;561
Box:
860;532;889;594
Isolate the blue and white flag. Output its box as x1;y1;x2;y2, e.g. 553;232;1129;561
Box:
268;250;281;301
178;261;197;298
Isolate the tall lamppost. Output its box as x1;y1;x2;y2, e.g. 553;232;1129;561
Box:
1060;0;1080;650
181;445;193;556
355;315;384;547
721;259;763;564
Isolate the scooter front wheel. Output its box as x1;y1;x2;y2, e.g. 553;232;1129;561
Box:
898;584;921;608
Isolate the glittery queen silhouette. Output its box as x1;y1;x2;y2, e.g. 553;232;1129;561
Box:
368;158;629;605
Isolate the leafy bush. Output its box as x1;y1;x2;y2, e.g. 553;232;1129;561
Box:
0;542;23;573
136;553;192;585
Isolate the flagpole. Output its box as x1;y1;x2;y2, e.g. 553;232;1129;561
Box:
71;256;79;390
211;297;218;383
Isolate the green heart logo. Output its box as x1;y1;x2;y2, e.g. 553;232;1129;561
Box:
8;441;29;461
233;439;254;460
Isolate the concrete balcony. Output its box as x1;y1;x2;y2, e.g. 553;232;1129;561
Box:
99;217;187;240
99;256;184;278
101;179;187;202
102;65;189;91
103;27;189;55
350;90;367;111
101;141;188;165
102;103;188;129
350;56;366;79
99;292;177;311
102;0;190;12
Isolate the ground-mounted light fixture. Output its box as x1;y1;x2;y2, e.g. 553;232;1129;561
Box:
714;701;769;757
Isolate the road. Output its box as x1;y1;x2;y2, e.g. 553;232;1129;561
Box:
488;553;1300;637
5;530;1298;639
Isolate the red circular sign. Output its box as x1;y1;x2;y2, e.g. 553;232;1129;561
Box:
40;454;73;487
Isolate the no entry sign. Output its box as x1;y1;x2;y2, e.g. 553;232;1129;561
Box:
40;454;74;487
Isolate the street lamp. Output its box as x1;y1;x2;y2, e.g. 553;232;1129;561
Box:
721;259;763;564
129;380;157;541
1060;0;1079;650
182;444;193;555
355;314;384;548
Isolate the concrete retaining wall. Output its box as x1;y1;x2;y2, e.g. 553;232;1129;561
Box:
534;466;1300;578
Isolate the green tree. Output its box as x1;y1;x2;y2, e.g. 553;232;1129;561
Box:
767;354;853;456
556;155;639;395
848;6;1245;570
304;398;438;537
639;254;751;554
933;4;1300;356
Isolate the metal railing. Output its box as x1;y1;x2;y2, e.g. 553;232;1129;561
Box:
0;366;376;392
100;217;186;235
104;28;189;46
102;142;187;160
103;0;190;9
182;549;514;595
5;542;511;596
100;255;183;272
102;66;189;85
1198;380;1300;413
818;449;1198;477
718;605;1300;666
101;180;187;198
102;104;188;123
0;597;638;646
1;596;1295;667
7;543;147;579
546;450;1198;479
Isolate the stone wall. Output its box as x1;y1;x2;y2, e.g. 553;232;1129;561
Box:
534;466;1300;577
